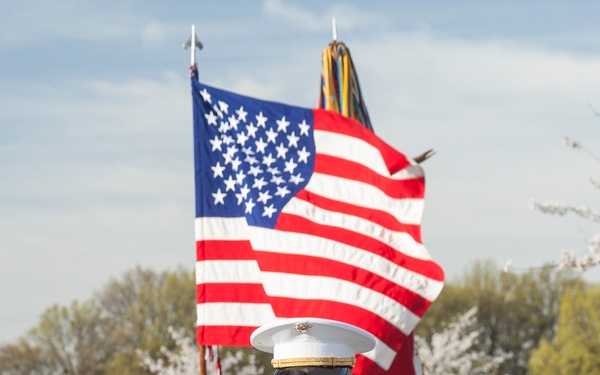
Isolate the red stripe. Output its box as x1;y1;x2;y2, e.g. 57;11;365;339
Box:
294;189;423;243
313;109;413;174
197;325;256;346
254;251;432;316
275;212;444;281
314;153;424;199
356;335;416;375
197;240;255;260
197;283;270;304
268;296;405;350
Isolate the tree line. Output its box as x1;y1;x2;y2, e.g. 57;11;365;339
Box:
1;260;598;375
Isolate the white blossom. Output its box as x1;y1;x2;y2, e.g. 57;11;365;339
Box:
564;136;581;150
415;307;511;375
529;199;600;223
136;327;264;375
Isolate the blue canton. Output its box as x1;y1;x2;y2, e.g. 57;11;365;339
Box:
192;80;316;229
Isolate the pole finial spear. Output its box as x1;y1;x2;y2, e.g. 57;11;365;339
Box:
332;17;337;41
184;24;203;67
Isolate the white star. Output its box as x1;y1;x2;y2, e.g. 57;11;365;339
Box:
230;157;242;171
276;116;290;132
298;119;310;136
236;106;248;122
256;112;268;128
205;112;217;126
222;135;234;144
265;128;278;143
262;153;276;167
246;123;258;138
226;145;238;157
228;115;239;130
262;204;277;218
255;138;268;154
284;158;298;174
236;171;247;184
267;166;281;175
297;146;311;163
287;132;300;148
200;89;212;103
212;105;224;119
218;121;228;133
223;175;237;191
218;100;229;114
245;154;259;164
236;132;249;146
211;162;226;178
235;184;250;204
257;190;273;204
252;177;268;190
289;173;305;185
222;153;233;166
209;136;223;151
242;147;255;155
271;175;285;185
212;188;226;205
248;165;263;177
276;143;289;159
275;186;291;197
245;198;256;214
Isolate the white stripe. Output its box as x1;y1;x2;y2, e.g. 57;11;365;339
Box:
196;302;275;326
195;216;248;241
249;226;443;301
315;129;424;180
282;197;432;260
196;260;262;283
362;338;396;371
260;272;421;335
305;173;425;225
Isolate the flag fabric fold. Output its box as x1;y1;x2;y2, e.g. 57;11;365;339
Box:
192;76;444;374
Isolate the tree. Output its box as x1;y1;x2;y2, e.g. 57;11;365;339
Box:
0;337;53;375
97;266;197;374
137;328;267;375
529;135;600;270
0;300;116;375
528;285;600;375
0;266;197;375
416;307;510;375
417;260;583;375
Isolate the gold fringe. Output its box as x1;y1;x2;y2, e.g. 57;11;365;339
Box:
271;357;356;369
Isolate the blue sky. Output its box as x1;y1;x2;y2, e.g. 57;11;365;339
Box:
3;0;600;343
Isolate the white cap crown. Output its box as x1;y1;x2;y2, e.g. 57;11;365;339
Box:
251;318;376;368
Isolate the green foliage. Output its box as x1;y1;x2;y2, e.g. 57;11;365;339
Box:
98;266;196;374
417;259;583;375
528;285;600;375
0;265;196;375
0;337;51;375
0;300;114;375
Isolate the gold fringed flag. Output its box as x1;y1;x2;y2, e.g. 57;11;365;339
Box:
320;41;373;131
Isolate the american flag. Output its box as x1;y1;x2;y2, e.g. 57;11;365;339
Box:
192;77;444;374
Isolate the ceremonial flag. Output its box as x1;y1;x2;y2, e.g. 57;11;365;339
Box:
192;76;444;374
320;41;373;131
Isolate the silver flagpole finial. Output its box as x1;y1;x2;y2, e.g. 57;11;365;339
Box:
183;24;203;66
332;17;337;41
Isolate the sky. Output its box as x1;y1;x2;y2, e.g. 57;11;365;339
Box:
2;0;600;343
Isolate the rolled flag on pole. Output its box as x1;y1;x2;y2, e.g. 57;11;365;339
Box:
319;39;373;132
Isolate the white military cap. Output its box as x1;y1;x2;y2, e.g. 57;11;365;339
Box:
250;317;376;369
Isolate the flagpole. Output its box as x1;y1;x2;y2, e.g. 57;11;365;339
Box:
184;23;205;375
199;346;206;375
